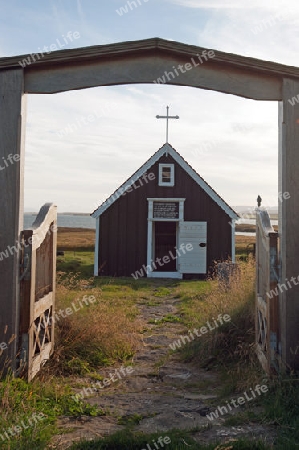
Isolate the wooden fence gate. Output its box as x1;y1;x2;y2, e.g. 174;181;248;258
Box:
256;208;279;374
19;203;57;381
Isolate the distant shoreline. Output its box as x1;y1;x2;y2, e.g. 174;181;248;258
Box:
56;225;261;233
236;223;278;233
58;227;95;232
25;215;277;234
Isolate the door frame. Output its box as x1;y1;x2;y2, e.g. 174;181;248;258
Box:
147;198;185;278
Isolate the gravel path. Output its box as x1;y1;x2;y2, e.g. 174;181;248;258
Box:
49;292;275;449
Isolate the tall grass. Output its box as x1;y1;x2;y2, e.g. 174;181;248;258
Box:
177;258;261;390
49;273;144;375
0;270;146;449
0;375;103;450
262;375;299;449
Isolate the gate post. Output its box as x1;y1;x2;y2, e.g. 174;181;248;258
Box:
0;69;26;374
279;78;299;371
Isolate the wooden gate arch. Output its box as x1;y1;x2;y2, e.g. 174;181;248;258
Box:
1;38;299;373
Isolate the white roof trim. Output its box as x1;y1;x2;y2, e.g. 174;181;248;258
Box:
91;143;238;220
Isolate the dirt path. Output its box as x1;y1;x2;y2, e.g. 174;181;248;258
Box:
49;291;275;449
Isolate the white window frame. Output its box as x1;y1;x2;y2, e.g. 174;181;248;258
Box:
159;163;174;186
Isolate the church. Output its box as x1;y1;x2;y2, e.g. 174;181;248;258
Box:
91;142;238;279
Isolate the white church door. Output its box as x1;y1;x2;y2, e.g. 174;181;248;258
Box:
178;222;207;274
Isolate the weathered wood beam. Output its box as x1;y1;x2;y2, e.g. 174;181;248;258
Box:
279;78;299;371
0;69;26;373
0;37;299;79
0;38;298;99
23;55;282;100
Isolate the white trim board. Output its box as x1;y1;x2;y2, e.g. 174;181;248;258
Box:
91;143;239;221
147;271;182;279
147;197;186;201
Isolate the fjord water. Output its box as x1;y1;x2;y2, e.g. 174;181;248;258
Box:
24;213;96;230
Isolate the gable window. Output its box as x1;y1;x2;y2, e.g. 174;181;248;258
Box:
159;164;174;186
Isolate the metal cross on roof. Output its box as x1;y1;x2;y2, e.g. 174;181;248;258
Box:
156;106;179;143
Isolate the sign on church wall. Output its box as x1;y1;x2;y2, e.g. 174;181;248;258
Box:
153;201;179;219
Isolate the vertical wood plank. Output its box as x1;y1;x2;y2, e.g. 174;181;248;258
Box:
94;218;99;276
279;79;299;370
51;217;57;356
0;69;26;373
28;245;37;378
19;230;33;374
231;220;236;263
269;232;279;368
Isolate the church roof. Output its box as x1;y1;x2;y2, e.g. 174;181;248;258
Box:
91;143;239;220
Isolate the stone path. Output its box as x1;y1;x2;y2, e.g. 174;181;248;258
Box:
49;292;275;449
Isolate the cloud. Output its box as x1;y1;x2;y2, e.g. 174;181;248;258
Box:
167;0;260;9
178;0;299;67
77;0;84;19
167;0;299;11
23;81;278;212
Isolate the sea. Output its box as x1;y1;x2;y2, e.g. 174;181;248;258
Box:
235;218;278;237
24;213;96;230
23;214;278;234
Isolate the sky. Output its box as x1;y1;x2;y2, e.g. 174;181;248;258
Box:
1;0;299;213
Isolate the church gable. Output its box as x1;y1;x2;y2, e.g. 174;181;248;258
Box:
91;143;238;221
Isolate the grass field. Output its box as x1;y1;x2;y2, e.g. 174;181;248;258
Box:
57;227;95;250
56;228;256;277
56;228;255;249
